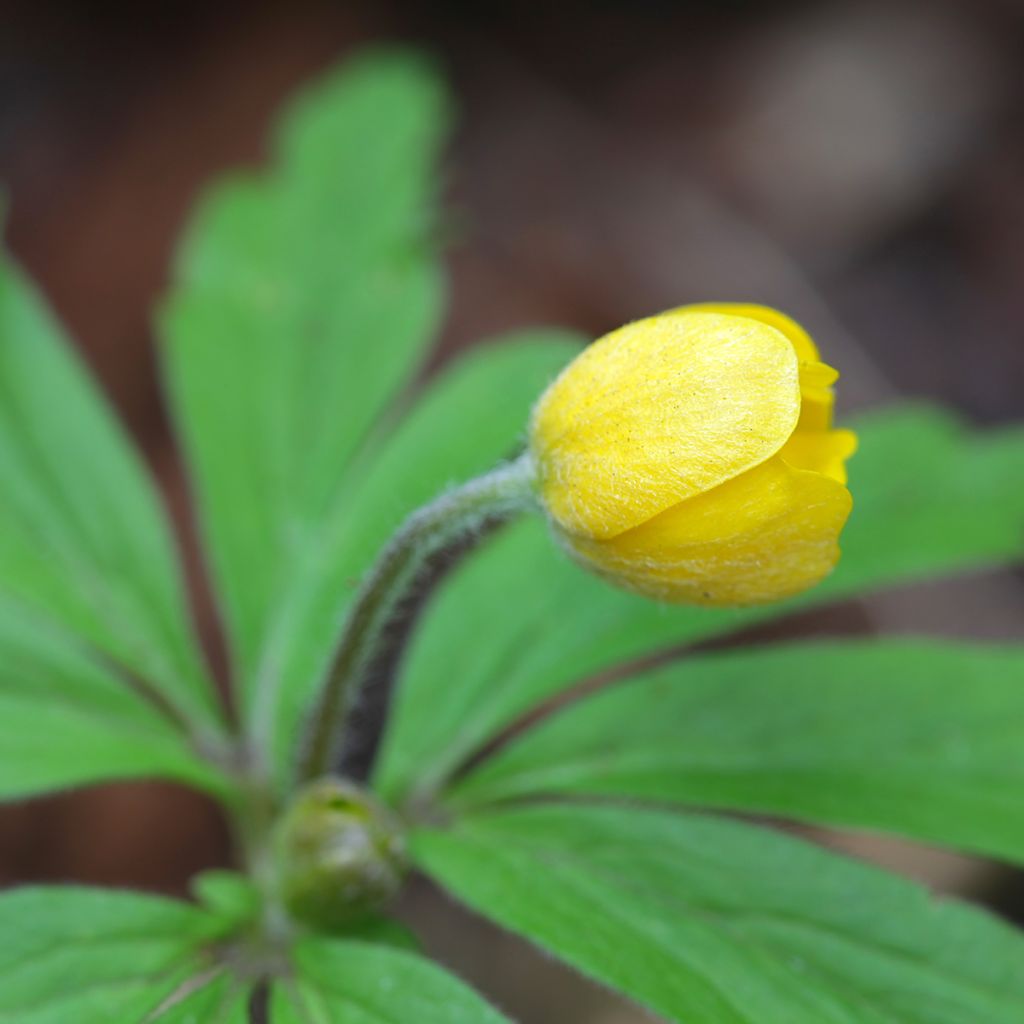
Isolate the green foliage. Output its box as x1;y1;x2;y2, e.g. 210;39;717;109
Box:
0;253;228;800
0;886;232;1023
0;689;225;800
191;871;261;929
152;975;248;1024
161;49;582;788
448;639;1024;863
162;52;448;743
2;46;1024;1024
415;804;1024;1024
831;405;1024;591
0;254;220;731
271;939;512;1022
0;597;226;798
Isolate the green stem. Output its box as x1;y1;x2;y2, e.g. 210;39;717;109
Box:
296;454;538;783
226;774;296;962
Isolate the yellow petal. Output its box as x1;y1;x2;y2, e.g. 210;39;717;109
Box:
561;454;852;605
677;303;820;363
682;303;838;430
781;428;858;484
797;360;838;431
530;311;801;540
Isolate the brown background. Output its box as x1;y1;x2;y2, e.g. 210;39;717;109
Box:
2;2;1024;1020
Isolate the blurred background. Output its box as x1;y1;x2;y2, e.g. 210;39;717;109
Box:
2;1;1023;1020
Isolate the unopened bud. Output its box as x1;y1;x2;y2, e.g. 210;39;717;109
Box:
275;777;406;933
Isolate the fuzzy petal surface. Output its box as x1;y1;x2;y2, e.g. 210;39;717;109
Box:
681;303;838;430
531;311;801;540
677;302;820;362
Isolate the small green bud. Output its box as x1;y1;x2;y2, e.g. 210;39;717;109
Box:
275;777;406;933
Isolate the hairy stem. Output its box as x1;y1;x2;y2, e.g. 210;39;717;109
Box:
296;454;537;783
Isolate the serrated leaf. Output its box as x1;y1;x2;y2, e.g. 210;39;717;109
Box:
162;52;447;739
0;250;222;743
415;804;1024;1024
271;937;512;1023
449;640;1024;864
0;886;228;1024
375;406;1024;804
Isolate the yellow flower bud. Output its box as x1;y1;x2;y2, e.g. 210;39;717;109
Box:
529;304;856;605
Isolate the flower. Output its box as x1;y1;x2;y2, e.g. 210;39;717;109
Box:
528;303;856;605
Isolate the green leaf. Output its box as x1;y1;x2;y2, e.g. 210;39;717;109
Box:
342;917;421;952
0;886;228;1023
449;639;1024;864
190;871;261;928
415;804;1024;1024
0;249;222;739
375;406;1024;804
162;52;447;734
824;405;1024;593
0;599;229;799
149;972;248;1023
271;937;512;1023
0;693;227;800
264;331;581;783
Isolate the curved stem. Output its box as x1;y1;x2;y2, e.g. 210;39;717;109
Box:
296;454;538;783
